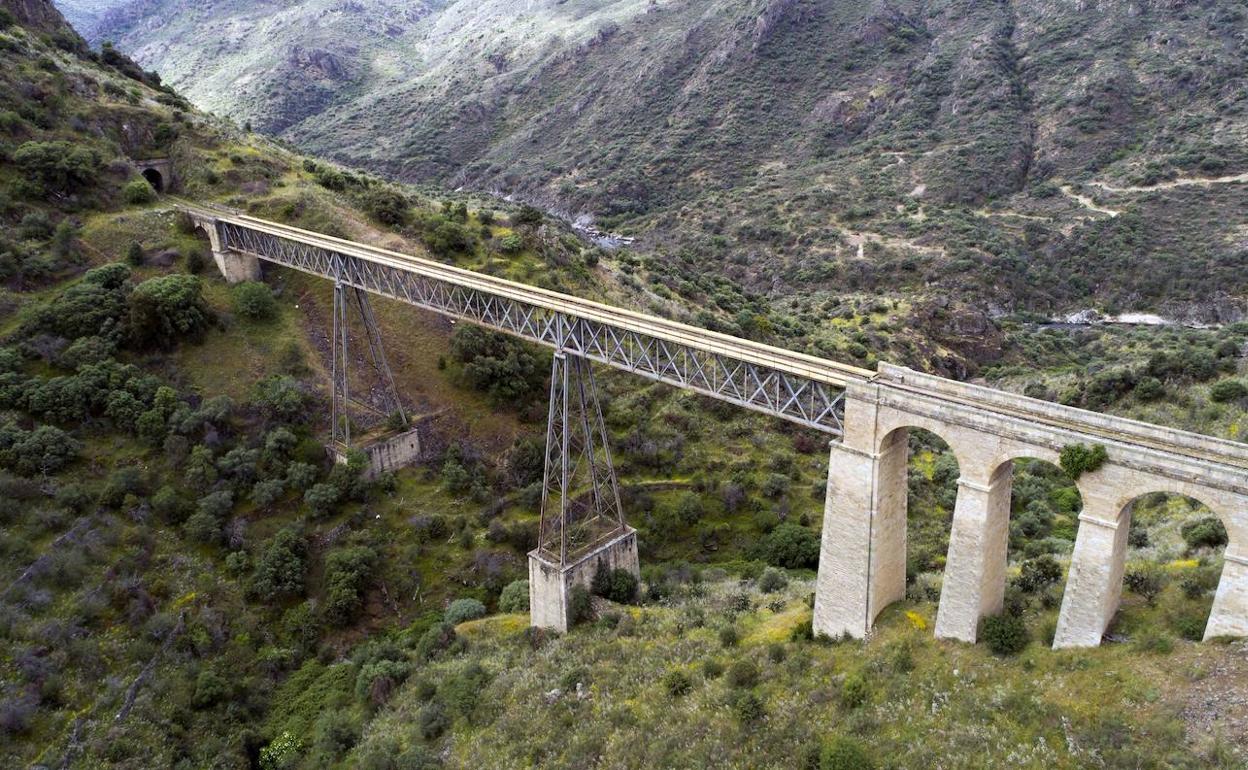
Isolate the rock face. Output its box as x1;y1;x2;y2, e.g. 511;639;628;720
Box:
3;0;72;32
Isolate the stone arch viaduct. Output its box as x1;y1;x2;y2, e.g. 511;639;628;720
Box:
179;202;1248;646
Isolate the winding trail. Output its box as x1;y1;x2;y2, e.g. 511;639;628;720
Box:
1059;185;1121;218
1089;171;1248;194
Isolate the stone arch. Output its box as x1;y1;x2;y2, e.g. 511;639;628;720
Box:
141;167;164;193
1056;468;1248;646
862;423;965;631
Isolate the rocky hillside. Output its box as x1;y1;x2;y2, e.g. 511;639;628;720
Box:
77;0;1248;323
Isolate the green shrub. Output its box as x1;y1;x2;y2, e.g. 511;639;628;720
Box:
820;736;874;770
1135;629;1174;654
1171;612;1207;642
416;621;463;661
1017;555;1062;593
498;580;529;613
662;669;692;697
591;565;638;604
323;545;378;626
840;673;869;708
232;281;277;321
417;700;450;740
128;274;212;349
445;598;487;625
1180;516;1228;551
718;625;740;647
1124;564;1166;605
568;585;593;626
732;690;765;723
759;567;788;593
123;178;157;204
252;527;307;600
13;141;100;195
1059;443;1108;478
1210;379;1247;403
758;523;820;569
726;660;759;688
981;614;1029;656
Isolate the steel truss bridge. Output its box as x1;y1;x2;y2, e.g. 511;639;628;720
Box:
181;203;875;437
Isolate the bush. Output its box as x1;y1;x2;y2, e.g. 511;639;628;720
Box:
662;669;692;697
444;598;487;625
1124;564;1165;605
252;527;307;600
498;579;530;612
732;691;765;724
568;585;593;626
304;482;342;518
362;188;410;227
1016;555;1062;593
820;736;874;770
758;524;820;569
840;673;869;708
981;614;1029;656
719;625;740;647
1210;379;1248;403
128;274;212;349
323;546;378;625
13;141;100;194
126;242;145;266
449;326;545;407
759;567;788;593
417;700;451;740
1059;443;1108;478
591;566;638;604
123;178;157;204
726;660;759;688
416;622;463;661
1181;516;1228;551
232;281;277;321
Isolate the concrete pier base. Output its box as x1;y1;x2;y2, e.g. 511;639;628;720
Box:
330;427;422;479
213;249;261;283
529;527;639;633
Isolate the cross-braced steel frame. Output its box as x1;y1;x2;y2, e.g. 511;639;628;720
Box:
537;352;625;566
329;280;408;451
213;219;850;436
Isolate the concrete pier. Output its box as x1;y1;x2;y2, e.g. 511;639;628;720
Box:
529;527;639;633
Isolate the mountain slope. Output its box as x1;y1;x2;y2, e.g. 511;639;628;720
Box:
82;0;1248;322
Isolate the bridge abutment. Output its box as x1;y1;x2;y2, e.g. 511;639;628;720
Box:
529;528;639;633
934;467;1013;642
212;249;261;283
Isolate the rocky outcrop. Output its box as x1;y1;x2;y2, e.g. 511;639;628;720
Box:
2;0;73;34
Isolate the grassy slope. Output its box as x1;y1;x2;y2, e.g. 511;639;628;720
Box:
2;6;1247;770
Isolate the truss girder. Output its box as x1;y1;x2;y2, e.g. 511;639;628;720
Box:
219;222;846;435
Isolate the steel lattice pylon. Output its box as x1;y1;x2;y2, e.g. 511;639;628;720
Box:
537;351;626;567
330;281;408;450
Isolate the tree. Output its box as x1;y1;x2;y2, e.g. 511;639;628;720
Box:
252;527;307;600
13;141;100;195
1016;555;1061;594
253;376;309;424
323;545;378;625
758;524;820;569
232;281;277;321
362;188;410;227
128;274;212;349
1180;516;1227;551
498;580;530;612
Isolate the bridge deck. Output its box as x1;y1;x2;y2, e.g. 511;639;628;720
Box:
179;202;1248;474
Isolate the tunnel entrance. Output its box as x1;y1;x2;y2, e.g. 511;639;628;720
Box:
142;168;164;193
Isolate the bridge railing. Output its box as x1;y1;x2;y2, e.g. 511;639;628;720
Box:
187;206;874;435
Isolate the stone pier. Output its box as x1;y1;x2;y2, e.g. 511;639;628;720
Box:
330;427;422;479
529;528;639;633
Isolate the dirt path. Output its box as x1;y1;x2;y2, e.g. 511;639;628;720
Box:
1059;185;1122;217
1089;171;1248;194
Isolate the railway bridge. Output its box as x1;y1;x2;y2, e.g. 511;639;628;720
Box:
181;202;1248;646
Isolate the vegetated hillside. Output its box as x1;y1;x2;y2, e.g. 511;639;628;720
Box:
86;0;1248;323
3;4;1247;769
